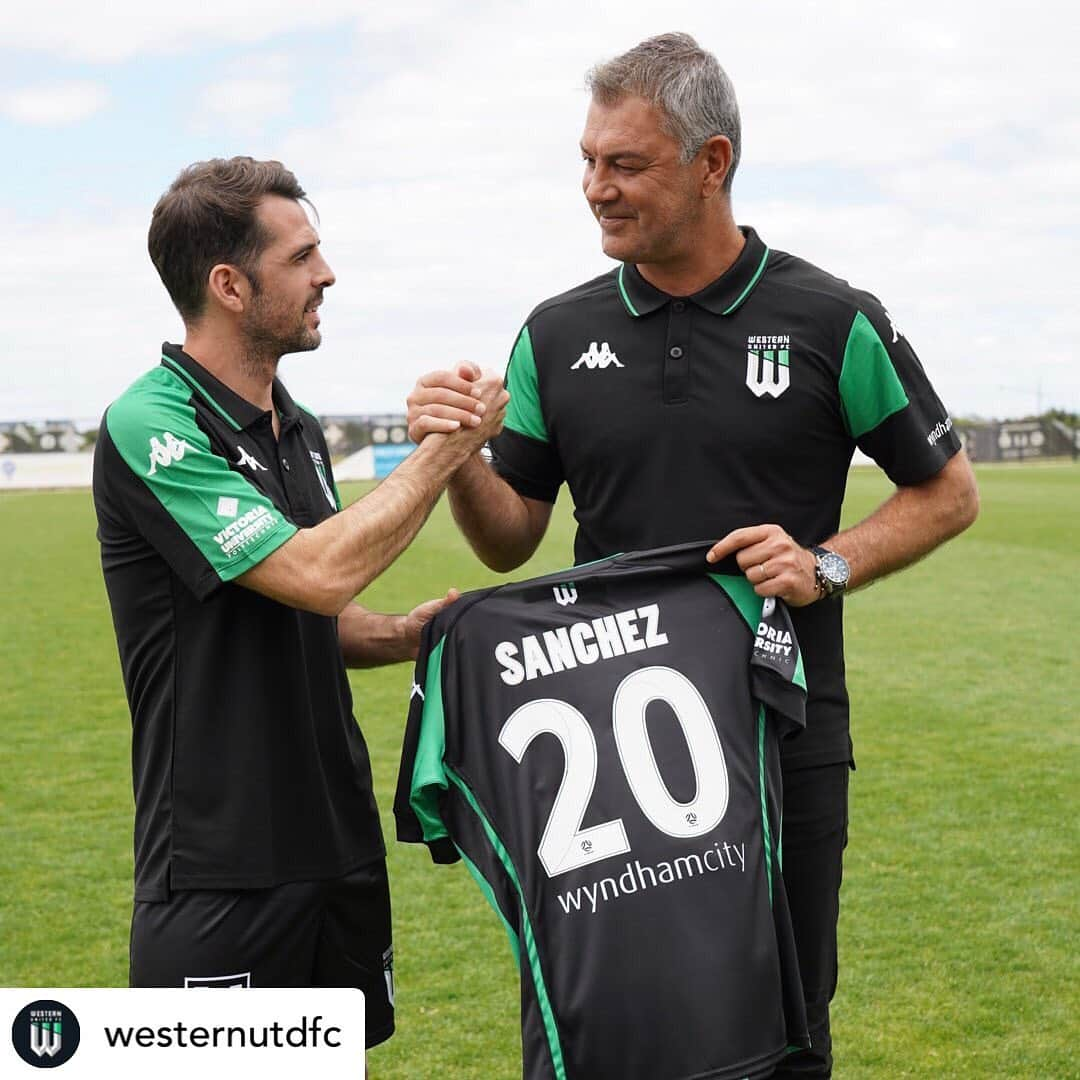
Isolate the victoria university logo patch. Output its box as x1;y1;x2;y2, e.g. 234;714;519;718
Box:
11;999;81;1068
746;335;791;398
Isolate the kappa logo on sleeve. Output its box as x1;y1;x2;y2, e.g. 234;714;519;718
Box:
147;432;192;476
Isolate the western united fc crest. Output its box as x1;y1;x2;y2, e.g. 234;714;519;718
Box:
11;999;81;1068
746;335;791;398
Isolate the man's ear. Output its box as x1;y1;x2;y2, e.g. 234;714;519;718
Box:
206;263;251;314
700;135;733;199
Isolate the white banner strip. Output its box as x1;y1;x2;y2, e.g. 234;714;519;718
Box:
1;988;364;1078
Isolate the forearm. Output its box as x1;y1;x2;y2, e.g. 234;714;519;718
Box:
337;604;411;668
825;452;979;590
240;433;473;614
448;453;550;572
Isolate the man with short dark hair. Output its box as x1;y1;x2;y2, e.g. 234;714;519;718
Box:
94;156;506;1046
407;34;978;1076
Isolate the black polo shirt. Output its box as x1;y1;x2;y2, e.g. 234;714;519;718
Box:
489;228;961;767
94;343;383;900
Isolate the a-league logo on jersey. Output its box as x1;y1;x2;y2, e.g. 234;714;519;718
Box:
746;335;791;398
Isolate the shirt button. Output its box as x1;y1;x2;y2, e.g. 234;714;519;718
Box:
669;346;683;358
282;458;290;471
673;301;686;312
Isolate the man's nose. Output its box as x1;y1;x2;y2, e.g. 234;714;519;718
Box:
315;254;336;288
584;164;616;207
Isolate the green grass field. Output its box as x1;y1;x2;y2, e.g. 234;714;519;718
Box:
1;463;1077;1077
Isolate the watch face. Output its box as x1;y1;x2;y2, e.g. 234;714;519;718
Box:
819;551;850;586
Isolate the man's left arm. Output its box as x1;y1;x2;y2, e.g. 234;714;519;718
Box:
337;591;458;668
706;451;979;605
709;294;979;604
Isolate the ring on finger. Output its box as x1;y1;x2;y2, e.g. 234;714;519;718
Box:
758;563;768;579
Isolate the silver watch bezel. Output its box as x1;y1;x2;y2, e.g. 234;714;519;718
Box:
811;546;850;597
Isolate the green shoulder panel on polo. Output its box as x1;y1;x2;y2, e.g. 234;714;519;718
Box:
504;325;549;443
105;366;298;582
838;309;910;439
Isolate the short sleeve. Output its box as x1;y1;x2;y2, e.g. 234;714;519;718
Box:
838;300;961;485
99;374;297;598
488;323;564;503
394;624;459;864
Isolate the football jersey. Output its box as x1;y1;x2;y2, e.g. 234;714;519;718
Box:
394;542;810;1080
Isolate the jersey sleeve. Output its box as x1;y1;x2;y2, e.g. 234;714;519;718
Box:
488;323;564;503
837;298;962;485
99;375;297;600
393;621;460;864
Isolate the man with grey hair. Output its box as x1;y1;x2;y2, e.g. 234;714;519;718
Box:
408;32;977;1077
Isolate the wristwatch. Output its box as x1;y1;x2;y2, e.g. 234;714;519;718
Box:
810;546;850;599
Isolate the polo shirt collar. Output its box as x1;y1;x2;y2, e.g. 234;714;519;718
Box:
616;226;770;318
160;343;302;433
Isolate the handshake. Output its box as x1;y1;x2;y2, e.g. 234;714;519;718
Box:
406;362;508;448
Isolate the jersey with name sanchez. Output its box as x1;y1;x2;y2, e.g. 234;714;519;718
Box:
395;543;810;1080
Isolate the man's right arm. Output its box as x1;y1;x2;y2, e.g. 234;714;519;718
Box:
407;363;553;573
239;422;504;614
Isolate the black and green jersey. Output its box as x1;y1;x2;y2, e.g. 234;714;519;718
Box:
395;542;810;1080
94;344;383;901
488;228;961;767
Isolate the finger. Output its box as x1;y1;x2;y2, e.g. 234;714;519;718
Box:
444;587;461;603
455;362;482;382
734;540;787;572
411;387;486;413
419;403;485;426
705;525;775;563
417;370;481;397
411;416;461;437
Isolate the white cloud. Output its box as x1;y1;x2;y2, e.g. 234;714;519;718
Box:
2;0;1078;420
195;78;296;133
0;0;372;62
1;81;108;125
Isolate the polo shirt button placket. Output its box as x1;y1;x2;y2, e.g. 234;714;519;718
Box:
663;302;692;403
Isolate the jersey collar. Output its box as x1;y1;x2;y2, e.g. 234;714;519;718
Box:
616;227;770;318
160;343;302;433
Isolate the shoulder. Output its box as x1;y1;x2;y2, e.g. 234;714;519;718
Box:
764;248;890;324
103;365;199;451
523;268;619;329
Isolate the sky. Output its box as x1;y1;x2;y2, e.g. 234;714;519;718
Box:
1;0;1076;423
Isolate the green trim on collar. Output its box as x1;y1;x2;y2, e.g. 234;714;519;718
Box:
721;245;770;316
616;264;641;317
160;354;242;432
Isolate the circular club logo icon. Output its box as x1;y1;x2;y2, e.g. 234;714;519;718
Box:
11;999;81;1068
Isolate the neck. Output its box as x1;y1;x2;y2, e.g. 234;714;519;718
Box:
636;209;744;297
182;323;277;414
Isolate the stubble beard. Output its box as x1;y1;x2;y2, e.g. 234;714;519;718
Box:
240;297;320;378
